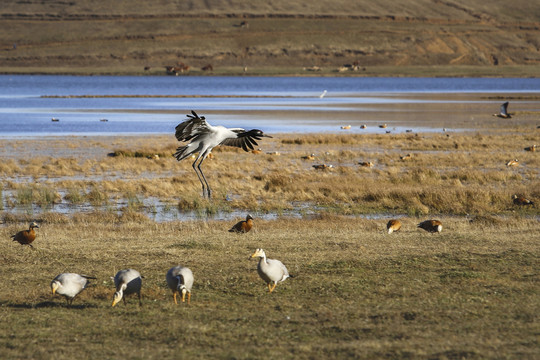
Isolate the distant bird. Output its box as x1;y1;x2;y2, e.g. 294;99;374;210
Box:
229;214;254;233
250;249;291;293
359;161;374;168
51;118;59;122
51;273;96;306
400;153;412;160
360;124;367;129
319;90;327;98
252;148;263;154
386;219;402;234
506;159;519;167
99;118;108;122
418;220;443;233
174;111;272;198
313;164;333;170
512;195;534;206
379;124;387;129
266;151;280;155
341;125;351;130
112;269;142;307
524;145;537;152
11;222;39;248
405;129;413;133
493;101;511;118
301;154;315;160
166;266;194;304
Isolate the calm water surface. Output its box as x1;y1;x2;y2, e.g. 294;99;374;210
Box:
0;75;539;136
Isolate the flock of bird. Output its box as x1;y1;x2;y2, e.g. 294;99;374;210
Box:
9;104;536;306
9;214;291;306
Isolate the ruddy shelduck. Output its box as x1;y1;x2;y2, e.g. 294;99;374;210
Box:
11;222;39;248
386;219;402;234
229;214;254;233
418;220;443;233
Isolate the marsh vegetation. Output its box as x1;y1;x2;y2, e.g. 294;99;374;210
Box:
0;125;538;359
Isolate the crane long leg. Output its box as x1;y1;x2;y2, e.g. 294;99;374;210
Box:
192;157;208;198
197;157;212;199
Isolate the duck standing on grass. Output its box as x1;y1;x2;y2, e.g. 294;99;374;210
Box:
250;248;292;293
418;220;443;233
11;222;39;248
229;214;254;233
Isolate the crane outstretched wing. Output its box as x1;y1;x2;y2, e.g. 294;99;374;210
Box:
175;111;211;142
221;129;265;152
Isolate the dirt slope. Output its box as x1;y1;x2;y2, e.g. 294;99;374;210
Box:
1;0;539;75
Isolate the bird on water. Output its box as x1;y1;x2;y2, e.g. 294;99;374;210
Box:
174;111;272;198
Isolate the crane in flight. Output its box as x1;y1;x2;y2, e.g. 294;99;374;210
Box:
174;111;272;198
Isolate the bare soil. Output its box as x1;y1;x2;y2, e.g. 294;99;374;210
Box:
1;0;539;76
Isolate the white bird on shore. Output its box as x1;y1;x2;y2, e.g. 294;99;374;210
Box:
112;269;142;307
51;273;96;306
166;265;194;304
319;90;327;98
174;111;272;198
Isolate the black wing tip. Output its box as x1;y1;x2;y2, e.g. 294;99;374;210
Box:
187;110;205;120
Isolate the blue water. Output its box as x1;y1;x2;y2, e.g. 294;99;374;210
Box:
0;75;539;136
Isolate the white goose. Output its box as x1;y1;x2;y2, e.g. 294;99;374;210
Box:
166;265;194;304
51;273;95;306
250;248;291;293
112;269;142;307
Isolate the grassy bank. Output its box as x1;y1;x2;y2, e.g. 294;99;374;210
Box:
1;215;538;359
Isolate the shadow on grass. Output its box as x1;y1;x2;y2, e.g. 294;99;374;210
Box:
1;300;99;309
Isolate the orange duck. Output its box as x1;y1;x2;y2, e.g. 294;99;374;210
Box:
229;214;254;233
11;222;39;248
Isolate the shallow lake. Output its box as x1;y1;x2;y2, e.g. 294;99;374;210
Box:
1;75;539;136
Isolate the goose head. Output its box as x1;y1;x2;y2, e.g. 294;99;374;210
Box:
250;248;266;259
51;280;60;295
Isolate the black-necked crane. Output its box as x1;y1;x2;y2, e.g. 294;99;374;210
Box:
174;111;272;198
418;220;443;233
493;102;511;118
386;219;401;234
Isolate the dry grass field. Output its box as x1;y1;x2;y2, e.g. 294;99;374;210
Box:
0;118;539;358
1;0;540;76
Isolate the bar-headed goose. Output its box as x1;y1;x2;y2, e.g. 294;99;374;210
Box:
250;248;291;293
51;273;95;306
166;265;194;304
112;269;142;307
